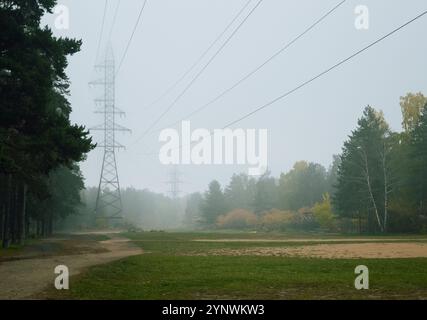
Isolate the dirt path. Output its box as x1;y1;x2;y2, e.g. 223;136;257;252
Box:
0;233;142;300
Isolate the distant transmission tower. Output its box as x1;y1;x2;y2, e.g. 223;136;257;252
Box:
90;46;130;219
167;166;183;200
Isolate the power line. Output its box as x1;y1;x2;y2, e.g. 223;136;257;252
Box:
132;0;264;146
223;9;427;129
146;0;347;138
107;0;122;42
140;9;427;157
95;0;109;63
116;0;148;76
143;0;253;110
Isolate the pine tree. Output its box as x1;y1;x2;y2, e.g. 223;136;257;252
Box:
410;103;427;215
0;0;94;247
334;106;391;233
201;181;228;226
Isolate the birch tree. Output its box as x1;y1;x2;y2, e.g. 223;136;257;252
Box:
334;106;391;233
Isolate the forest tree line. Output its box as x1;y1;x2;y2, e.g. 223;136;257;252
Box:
0;1;94;248
71;92;427;235
2;2;426;246
60;187;184;232
184;93;427;234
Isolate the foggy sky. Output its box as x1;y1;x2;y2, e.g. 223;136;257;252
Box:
43;0;427;195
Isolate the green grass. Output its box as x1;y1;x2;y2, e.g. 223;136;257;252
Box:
51;232;427;300
68;234;111;242
0;239;40;259
0;234;109;260
0;244;24;258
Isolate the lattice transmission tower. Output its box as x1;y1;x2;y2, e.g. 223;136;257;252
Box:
167;166;183;200
90;46;130;219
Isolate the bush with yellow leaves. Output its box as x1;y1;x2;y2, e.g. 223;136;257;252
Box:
259;209;295;231
216;209;258;229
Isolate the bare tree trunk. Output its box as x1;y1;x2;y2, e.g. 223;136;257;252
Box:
49;216;53;236
37;219;42;238
2;175;12;249
0;174;4;241
41;217;46;238
362;150;384;232
11;180;18;244
382;144;389;233
0;205;4;241
19;184;27;245
25;216;30;239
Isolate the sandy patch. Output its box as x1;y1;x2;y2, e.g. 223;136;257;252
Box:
194;238;426;243
0;234;142;300
192;242;427;259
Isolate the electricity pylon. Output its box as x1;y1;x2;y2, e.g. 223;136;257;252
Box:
90;46;130;219
167;165;183;200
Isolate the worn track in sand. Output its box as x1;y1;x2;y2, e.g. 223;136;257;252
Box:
0;233;142;300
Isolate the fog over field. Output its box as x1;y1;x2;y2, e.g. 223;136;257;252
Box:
2;0;427;304
42;0;427;194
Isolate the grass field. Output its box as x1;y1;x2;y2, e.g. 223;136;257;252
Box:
49;232;427;300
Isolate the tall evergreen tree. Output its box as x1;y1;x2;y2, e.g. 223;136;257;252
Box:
334;106;391;233
184;193;203;227
224;173;256;211
253;172;278;214
409;103;427;216
278;162;327;211
0;0;94;247
201;181;228;226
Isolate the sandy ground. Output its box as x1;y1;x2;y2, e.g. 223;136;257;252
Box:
194;238;425;243
196;242;427;259
0;234;142;300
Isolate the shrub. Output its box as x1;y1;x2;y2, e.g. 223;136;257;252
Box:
387;199;423;233
260;209;295;231
216;209;258;229
312;194;337;232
